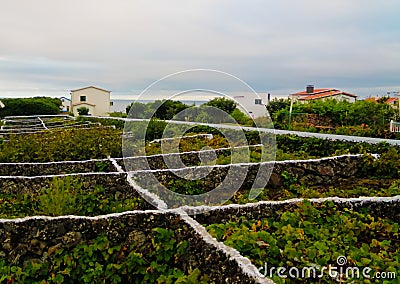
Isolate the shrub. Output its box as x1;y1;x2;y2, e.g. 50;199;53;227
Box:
360;148;400;178
77;107;90;115
110;112;127;118
37;176;82;216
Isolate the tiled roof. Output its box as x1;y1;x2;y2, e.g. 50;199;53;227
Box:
365;97;378;103
292;88;333;96
386;97;398;104
365;97;398;104
71;86;111;93
297;90;357;101
291;87;358;101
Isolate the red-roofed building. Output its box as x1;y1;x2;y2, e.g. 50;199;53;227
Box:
365;96;398;108
291;85;357;103
387;97;399;107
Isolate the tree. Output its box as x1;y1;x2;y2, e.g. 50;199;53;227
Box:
204;97;236;114
126;102;147;118
151;100;189;120
266;98;290;117
145;118;167;141
0;97;61;117
77;107;89;116
294;99;351;126
231;108;252;125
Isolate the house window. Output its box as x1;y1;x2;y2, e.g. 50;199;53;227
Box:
255;99;262;105
80;96;86;102
67;106;70;112
110;101;114;106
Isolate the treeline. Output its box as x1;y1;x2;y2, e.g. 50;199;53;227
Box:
0;97;61;117
125;97;254;126
267;98;399;138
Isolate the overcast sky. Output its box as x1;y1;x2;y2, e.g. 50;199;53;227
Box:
1;0;399;99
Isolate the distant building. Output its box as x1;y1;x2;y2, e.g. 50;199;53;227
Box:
60;96;71;113
0;100;4;109
70;86;111;116
233;93;270;118
291;85;357;103
387;97;399;107
365;96;398;108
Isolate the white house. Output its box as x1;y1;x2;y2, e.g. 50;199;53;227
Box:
70;86;111;116
60;96;71;113
233;93;270;118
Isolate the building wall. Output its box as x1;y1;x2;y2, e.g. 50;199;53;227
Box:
299;94;357;104
72;103;96;116
71;87;110;116
333;94;356;103
60;97;71;113
233;93;268;118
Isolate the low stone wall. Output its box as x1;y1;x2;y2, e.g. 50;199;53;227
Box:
0;124;115;139
0;127;45;134
268;154;363;187
2;119;41;125
118;145;262;171
188;196;400;225
0;159;117;176
0;211;263;283
131;155;365;193
0;173;153;209
1;124;44;129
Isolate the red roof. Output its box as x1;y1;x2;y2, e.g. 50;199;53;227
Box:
297;90;357;101
292;88;357;101
365;97;398;104
387;97;398;104
292;88;333;96
365;97;378;103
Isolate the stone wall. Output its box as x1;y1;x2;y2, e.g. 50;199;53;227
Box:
0;173;154;211
131;155;364;192
268;154;363;187
0;211;264;283
118;145;262;171
0;159;116;176
189;196;400;226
